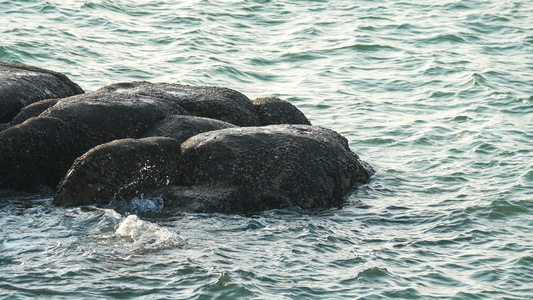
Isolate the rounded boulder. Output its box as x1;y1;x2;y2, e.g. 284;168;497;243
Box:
100;82;261;126
0;61;84;123
149;125;374;213
54;137;184;207
253;97;311;126
0;117;81;192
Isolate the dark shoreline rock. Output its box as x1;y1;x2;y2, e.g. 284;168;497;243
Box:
174;125;373;213
40;90;187;149
0;61;83;123
54;137;183;207
99;81;261;126
0;117;80;191
54;125;375;214
0;62;374;214
53;125;374;214
1;89;187;192
253;97;311;126
9;98;60;126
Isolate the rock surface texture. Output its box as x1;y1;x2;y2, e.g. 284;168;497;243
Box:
0;62;374;214
0;61;84;123
150;125;374;213
54;137;183;207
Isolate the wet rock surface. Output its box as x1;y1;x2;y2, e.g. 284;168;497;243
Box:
0;61;83;123
100;81;261;126
0;117;80;192
8;98;60;126
0;62;374;214
253;97;311;126
40;90;187;149
54;137;183;207
168;125;373;213
142;115;236;144
1;89;186;192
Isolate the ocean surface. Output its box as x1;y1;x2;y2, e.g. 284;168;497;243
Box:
1;0;532;298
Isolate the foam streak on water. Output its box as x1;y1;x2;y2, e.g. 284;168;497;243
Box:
1;0;533;299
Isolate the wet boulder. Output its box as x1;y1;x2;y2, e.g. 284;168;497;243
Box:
100;81;261;126
52;124;374;214
253;97;311;126
0;117;81;192
142;115;236;144
148;125;374;213
40;89;188;153
0;61;84;123
54;137;183;207
0;88;187;192
146;185;247;214
0;66;373;213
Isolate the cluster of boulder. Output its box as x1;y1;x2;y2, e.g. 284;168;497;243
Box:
0;61;374;214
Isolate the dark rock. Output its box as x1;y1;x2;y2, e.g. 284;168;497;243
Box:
0;61;84;123
40;89;188;152
9;98;59;126
0;87;187;191
253;97;311;126
0;117;81;192
147;184;298;215
100;81;261;126
53;124;374;214
148;125;374;213
146;185;244;214
54;137;183;207
142;115;236;144
0;69;374;213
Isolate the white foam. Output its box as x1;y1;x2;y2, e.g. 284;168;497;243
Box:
115;215;187;250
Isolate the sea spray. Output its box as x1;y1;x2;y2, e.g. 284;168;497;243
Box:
115;214;187;251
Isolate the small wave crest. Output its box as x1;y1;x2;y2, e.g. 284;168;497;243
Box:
114;215;187;251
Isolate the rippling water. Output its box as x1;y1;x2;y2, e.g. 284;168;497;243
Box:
1;0;532;298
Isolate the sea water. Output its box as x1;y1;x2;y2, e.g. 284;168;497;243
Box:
1;0;532;298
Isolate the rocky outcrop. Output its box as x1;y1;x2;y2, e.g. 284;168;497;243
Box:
39;90;187;150
166;125;373;213
0;91;186;191
0;61;83;123
0;62;374;214
99;82;261;126
53;125;374;214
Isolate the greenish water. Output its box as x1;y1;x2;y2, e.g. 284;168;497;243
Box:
1;0;532;298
